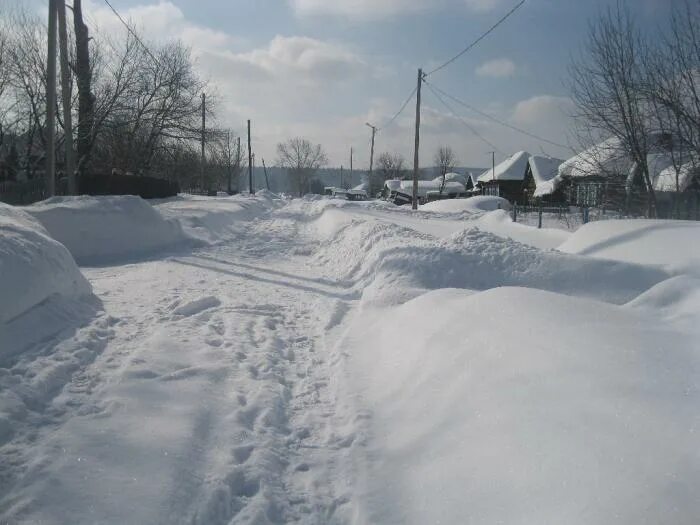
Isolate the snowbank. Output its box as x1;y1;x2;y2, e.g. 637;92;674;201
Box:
313;211;666;306
26;196;191;264
420;195;511;213
343;287;700;524
156;193;284;244
558;219;700;275
474;209;571;249
0;204;92;325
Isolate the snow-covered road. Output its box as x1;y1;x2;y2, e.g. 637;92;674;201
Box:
2;199;361;523
2;194;699;524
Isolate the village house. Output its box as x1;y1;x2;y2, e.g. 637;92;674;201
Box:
476;151;564;204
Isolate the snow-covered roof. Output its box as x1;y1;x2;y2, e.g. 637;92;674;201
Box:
385;179;466;198
654;158;699;192
530;155;564;197
558;137;632;180
477;151;530;183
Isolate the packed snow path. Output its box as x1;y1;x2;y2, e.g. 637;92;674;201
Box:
2;204;359;524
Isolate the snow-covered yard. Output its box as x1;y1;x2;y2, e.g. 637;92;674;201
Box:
1;194;699;523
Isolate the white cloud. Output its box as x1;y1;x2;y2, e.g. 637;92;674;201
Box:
476;58;516;78
85;0;238;53
512;95;575;127
289;0;500;19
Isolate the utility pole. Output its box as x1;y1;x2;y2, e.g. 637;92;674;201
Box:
262;158;270;190
57;0;75;194
236;136;241;193
412;68;423;210
46;0;58;197
201;93;206;190
247;119;254;195
489;151;495;181
365;123;377;196
340;165;343;188
227;131;232;194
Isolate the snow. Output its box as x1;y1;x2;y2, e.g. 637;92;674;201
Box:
558;218;700;275
530;154;564;196
384;179;466;197
477;150;530;182
655;158;699;192
0;203;92;325
558;136;631;180
473;209;571;249
342;286;700;524
2;193;699;523
420;195;511;213
25;195;192;265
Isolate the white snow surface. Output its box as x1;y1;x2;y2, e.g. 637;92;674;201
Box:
559;218;700;275
0;203;92;325
420;195;511;213
25;195;192;264
2;194;699;524
477;150;529;182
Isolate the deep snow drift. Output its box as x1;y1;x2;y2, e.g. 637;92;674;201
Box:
559;218;700;275
26;195;191;264
1;194;699;524
0;203;92;325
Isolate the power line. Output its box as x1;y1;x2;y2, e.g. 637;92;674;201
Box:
102;0;161;68
426;80;569;149
424;81;504;156
379;85;418;131
426;0;526;76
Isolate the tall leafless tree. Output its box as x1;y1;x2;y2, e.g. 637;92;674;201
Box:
569;2;658;217
276;137;327;196
434;145;457;194
376;152;405;181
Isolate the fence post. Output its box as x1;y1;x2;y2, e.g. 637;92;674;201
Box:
512;203;517;222
538;203;543;229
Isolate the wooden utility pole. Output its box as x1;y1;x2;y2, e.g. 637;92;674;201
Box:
412;68;423;210
57;0;75;194
46;0;58;197
340;165;343;188
262;158;270;190
247;119;254;195
490;151;495;181
365;123;377;195
200;93;206;189
226;131;233;194
73;0;93;178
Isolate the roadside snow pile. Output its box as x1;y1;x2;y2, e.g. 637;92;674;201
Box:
156;193;284;243
474;209;571;250
343;287;700;524
26;196;191;264
313;210;667;306
559;219;700;274
420;195;511;213
0;203;92;325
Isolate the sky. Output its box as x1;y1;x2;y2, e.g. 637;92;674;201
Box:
34;0;676;169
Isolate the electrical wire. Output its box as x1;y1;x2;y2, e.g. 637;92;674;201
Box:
377;85;418;132
426;80;569;149
425;0;526;76
102;0;161;68
424;81;505;156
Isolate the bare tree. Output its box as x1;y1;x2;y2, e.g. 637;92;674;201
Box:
376;151;405;181
276;137;327;196
646;0;700;215
434;145;457;194
569;3;658;217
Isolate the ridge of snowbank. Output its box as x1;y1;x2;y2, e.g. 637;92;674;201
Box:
312;210;667;306
26;196;192;265
0;204;92;325
343;286;700;523
558;219;700;275
420;195;511;213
